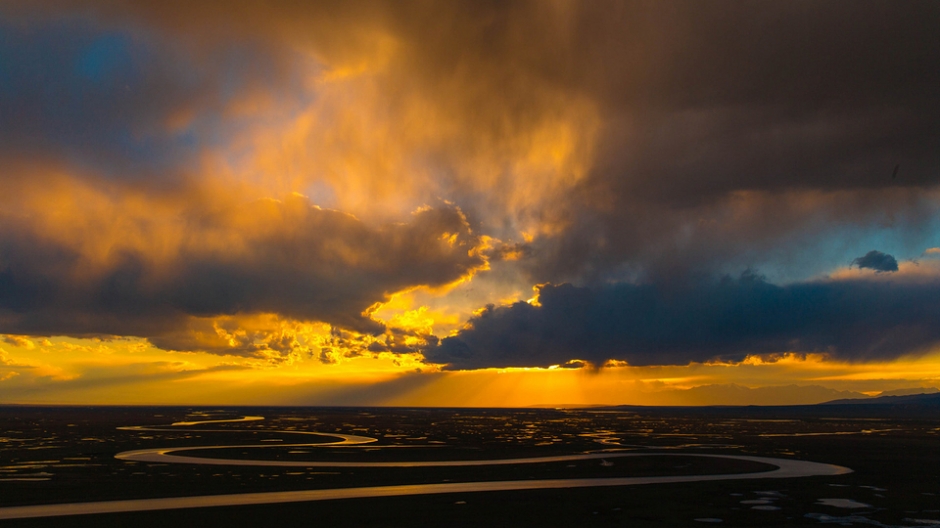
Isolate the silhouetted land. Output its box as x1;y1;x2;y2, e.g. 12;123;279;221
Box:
1;404;938;527
821;391;940;406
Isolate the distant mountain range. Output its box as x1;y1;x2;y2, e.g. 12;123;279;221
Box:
530;386;940;408
822;390;940;406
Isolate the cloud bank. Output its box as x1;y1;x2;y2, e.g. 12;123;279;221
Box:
1;1;939;369
0;186;484;359
425;270;940;369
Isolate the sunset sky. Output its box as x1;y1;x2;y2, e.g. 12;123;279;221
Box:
1;1;939;406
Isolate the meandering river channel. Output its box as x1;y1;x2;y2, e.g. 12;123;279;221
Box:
0;415;852;520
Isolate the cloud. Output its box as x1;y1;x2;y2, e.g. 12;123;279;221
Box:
424;271;940;369
0;358;253;403
852;250;899;272
2;335;35;349
0;186;485;359
12;2;935;223
0;13;298;186
1;1;939;371
0;349;36;369
39;361;253;392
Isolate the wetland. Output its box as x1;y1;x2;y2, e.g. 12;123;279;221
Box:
0;405;937;526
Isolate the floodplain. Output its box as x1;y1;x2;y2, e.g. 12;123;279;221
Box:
0;405;937;527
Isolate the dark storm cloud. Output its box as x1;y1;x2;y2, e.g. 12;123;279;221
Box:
424;272;940;369
0;196;484;351
0;15;291;185
1;1;939;368
522;0;940;284
6;2;939;250
16;2;937;193
852;250;899;272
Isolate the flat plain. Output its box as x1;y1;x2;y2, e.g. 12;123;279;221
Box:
0;404;937;527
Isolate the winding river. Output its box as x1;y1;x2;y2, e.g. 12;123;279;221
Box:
0;415;852;520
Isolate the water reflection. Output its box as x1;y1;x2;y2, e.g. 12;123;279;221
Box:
4;406;939;524
0;452;849;520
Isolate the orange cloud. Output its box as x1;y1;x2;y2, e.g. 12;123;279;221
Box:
0;164;487;359
2;1;939;407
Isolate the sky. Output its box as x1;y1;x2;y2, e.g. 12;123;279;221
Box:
1;0;939;407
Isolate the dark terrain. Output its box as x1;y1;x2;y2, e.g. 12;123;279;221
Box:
0;404;938;527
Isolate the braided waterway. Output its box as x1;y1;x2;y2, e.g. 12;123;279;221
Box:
0;415;853;520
